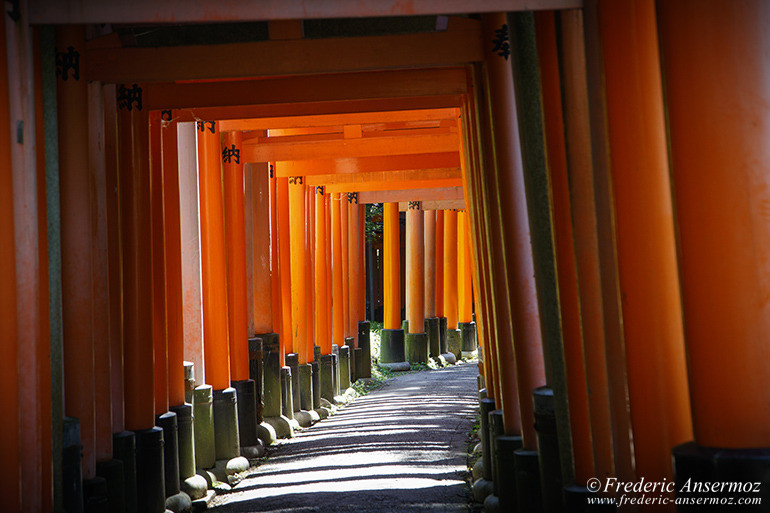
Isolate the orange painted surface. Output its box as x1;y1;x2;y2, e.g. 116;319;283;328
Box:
359;207;366;320
252;162;273;334
223;131;250;381
315;187;331;354
331;194;345;343
340;192;350;338
306;186;315;360
348;196;361;345
197;121;232;390
276;177;293;356
0;15;20;509
149;112;169;415
269;167;282;355
383;202;401;330
120;104;155;431
326;195;334;347
161;119;186;407
443;210;458;330
535;10;594;483
599;0;693;483
457;210;472;323
424;210;436;318
406;203;425;332
435;210;444;317
57;23;96;474
658;0;770;448
288;176;308;363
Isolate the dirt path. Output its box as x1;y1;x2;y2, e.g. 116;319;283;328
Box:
210;362;479;513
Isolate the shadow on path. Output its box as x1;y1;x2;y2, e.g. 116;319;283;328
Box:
210;362;479;513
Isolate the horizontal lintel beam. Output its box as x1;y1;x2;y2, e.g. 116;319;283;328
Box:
358;186;464;204
306;167;460;186
274;152;460;177
399;199;465;211
324;178;462;194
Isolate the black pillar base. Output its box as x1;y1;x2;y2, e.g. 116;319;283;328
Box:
311;361;321;410
424;317;441;358
380;328;405;364
438;317;447;354
488;410;505;494
298;363;313;411
83;476;108;513
285;353;301;413
319;354;334;402
155;411;181;497
170;403;195;480
248;337;265;423
233;379;258;447
95;459;125;513
514;448;543;512
260;334;282;419
345;337;355;380
459;321;477;353
63;417;84;513
112;430;137;513
405;332;428;363
280;367;294;420
339;345;352;390
673;441;770;512
358;321;371;378
534;387;563;512
497;435;523;513
134;427;165;513
353;347;363;382
479;396;496;482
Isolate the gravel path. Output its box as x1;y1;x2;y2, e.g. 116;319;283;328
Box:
210;362;479;513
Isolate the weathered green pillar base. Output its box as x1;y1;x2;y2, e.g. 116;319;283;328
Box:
319;354;334;402
311;361;321;409
314;345;321;362
285;353;301;413
63;417;84;513
459;321;477;357
479;396;496;482
134;427;166;513
405;332;428;363
192;385;215;469
344;337;355;380
280;366;294;421
260;334;282;419
488;410;505;495
295;364;320;427
534;387;562;512
673;442;770;512
424;317;441;358
331;345;340;396
170;403;195;480
497;436;524;513
438;317;447;354
83;476;108;512
112;429;137;513
184;361;195;406
339;346;352;390
213;388;241;461
232;379;258;447
247;337;264;423
401;319;409;333
358;321;371;379
155;411;181;497
380;328;406;365
353;347;362;382
446;328;461;359
95;459;124;513
514;448;542;513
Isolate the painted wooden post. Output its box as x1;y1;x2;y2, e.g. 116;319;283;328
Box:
251;162;272;335
288;176;308;364
315;186;331;354
424;210;437;318
348;193;360;345
331;193;344;344
276;177;292;358
383;202;401;331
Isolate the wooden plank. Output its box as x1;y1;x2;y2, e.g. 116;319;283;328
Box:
86;18;483;83
399;199;465;211
144;68;468;110
31;0;583;24
274;152;460;177
358;186;464;203
326;178;462;194
306;167;461;185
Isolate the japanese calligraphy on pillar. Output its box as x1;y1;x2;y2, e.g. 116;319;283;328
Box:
492;23;511;60
316;186;325;195
161;110;172;122
288;176;303;185
117;84;143;111
408;201;422;210
222;144;240;164
55;46;80;81
196;121;215;133
348;192;358;204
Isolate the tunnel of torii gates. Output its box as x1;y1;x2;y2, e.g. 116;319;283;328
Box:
3;1;770;512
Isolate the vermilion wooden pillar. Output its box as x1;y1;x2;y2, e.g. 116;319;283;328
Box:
457;210;472;324
406;202;425;332
348;194;361;345
276;177;292;358
223;131;250;381
315;186;331;354
269;166;284;363
340;191;350;338
658;0;770;450
57;24;97;479
435;210;444;319
443;210;458;330
598;0;693;484
197;121;231;391
251;162;272;335
306;186;315;359
331;193;344;343
535;11;594;483
383;203;401;330
359;206;366;322
424;210;437;319
288;176;308;364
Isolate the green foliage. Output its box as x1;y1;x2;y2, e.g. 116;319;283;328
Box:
365;203;383;244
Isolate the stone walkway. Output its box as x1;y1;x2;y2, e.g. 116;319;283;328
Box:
210;362;479;513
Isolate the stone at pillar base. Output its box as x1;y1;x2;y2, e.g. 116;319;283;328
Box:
260;334;282;423
294;409;321;427
424;317;441;358
247;337;264;425
438;317;447;354
256;422;277;446
298;363;313;412
192;385;215;470
280;367;296;423
170;403;195;481
472;478;494;503
379;361;411;372
440;353;457;365
95;459;124;513
339;346;352;389
483;493;500;512
155;411;181;497
164;491;192;513
285;354;301;418
232;379;258;448
184;361;195;405
63;417;84;513
459;321;477;358
112;430;136;513
331;345;340;396
358;321;372;379
344;337;355;380
311;361;321;409
212;456;250;486
319;354;334;402
213;388;241;461
180;474;208;501
263;415;295;439
405;332;428;363
673;441;770;511
446;328;462;359
240;440;265;459
353;347;363;382
513;448;542;512
134;427;166;513
380;328;406;366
